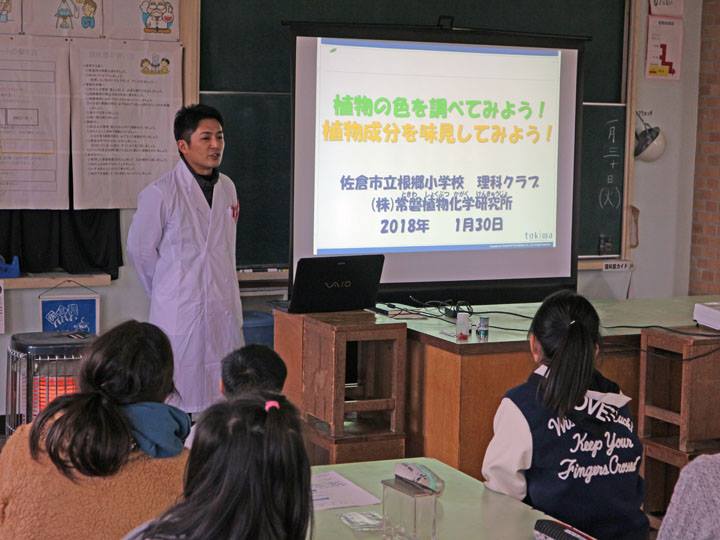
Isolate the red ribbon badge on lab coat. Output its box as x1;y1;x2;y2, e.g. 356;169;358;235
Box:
230;203;240;223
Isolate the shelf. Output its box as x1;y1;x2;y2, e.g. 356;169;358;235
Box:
236;269;288;282
2;273;112;290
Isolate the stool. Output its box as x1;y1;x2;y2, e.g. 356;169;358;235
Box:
638;327;720;529
301;311;407;437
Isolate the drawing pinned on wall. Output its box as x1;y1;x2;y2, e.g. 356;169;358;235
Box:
105;0;179;41
140;54;170;75
80;0;96;29
54;0;77;29
39;294;99;334
0;0;21;34
22;0;102;38
139;0;173;34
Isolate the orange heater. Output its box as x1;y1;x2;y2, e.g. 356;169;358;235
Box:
32;375;79;416
6;332;95;436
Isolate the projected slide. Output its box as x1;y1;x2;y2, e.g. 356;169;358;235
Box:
313;38;561;255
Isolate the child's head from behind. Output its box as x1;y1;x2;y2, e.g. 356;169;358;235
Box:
31;320;175;478
141;392;311;539
529;290;601;418
221;344;287;398
80;319;175;404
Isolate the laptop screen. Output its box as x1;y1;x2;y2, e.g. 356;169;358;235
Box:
288;255;384;313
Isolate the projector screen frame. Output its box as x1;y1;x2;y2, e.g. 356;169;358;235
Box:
287;21;586;306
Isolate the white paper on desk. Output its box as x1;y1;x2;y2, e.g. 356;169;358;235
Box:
311;471;380;511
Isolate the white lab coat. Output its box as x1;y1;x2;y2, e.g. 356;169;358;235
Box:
127;160;244;413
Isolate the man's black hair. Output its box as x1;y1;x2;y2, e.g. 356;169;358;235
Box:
174;104;224;143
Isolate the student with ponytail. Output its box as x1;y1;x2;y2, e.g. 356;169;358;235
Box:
129;392;312;540
482;290;648;540
0;320;190;539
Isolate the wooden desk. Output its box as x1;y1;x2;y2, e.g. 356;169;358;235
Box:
312;457;550;539
403;296;720;480
276;296;720;481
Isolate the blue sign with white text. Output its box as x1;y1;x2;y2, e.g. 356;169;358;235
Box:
41;297;98;334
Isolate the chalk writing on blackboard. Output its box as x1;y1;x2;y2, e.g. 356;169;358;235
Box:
578;104;626;258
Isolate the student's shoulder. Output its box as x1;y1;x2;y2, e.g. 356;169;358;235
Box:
123;449;189;486
504;377;538;404
590;370;621;394
682;453;720;479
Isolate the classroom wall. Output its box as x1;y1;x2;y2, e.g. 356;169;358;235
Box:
0;210;150;417
628;0;702;299
689;0;720;293
0;3;706;414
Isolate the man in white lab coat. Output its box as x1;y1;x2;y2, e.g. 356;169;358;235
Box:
127;104;244;413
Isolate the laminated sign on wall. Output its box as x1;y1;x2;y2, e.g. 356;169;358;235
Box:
40;294;99;334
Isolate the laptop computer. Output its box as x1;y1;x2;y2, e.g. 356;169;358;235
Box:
286;254;385;314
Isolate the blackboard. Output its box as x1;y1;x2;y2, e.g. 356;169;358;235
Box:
578;105;626;257
199;1;628;267
201;93;291;268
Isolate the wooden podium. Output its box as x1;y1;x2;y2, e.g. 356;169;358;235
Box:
639;327;720;530
274;309;407;465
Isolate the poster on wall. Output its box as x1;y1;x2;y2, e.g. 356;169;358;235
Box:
105;0;179;41
69;38;182;208
40;294;99;334
22;0;103;38
649;0;683;17
0;35;71;209
0;0;22;34
645;15;683;80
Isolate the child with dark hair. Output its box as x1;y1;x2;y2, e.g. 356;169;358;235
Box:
482;290;648;540
221;344;287;397
128;392;312;540
0;320;190;539
185;344;287;448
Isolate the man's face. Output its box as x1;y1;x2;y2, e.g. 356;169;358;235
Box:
178;118;224;175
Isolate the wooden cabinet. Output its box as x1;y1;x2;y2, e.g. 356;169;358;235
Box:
639;327;720;529
274;310;407;464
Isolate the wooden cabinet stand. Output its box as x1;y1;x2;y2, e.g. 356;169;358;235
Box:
639;327;720;529
274;309;407;464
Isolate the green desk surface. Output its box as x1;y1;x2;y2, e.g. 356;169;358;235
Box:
377;295;720;349
311;457;548;539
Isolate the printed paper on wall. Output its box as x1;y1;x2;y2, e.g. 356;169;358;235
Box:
0;35;71;209
105;0;179;41
22;0;102;38
70;38;182;208
0;0;22;34
649;0;683;17
645;15;683;80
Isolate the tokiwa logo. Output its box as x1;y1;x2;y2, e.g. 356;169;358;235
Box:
324;280;352;289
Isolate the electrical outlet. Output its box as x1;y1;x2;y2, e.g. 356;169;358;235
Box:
602;260;633;272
